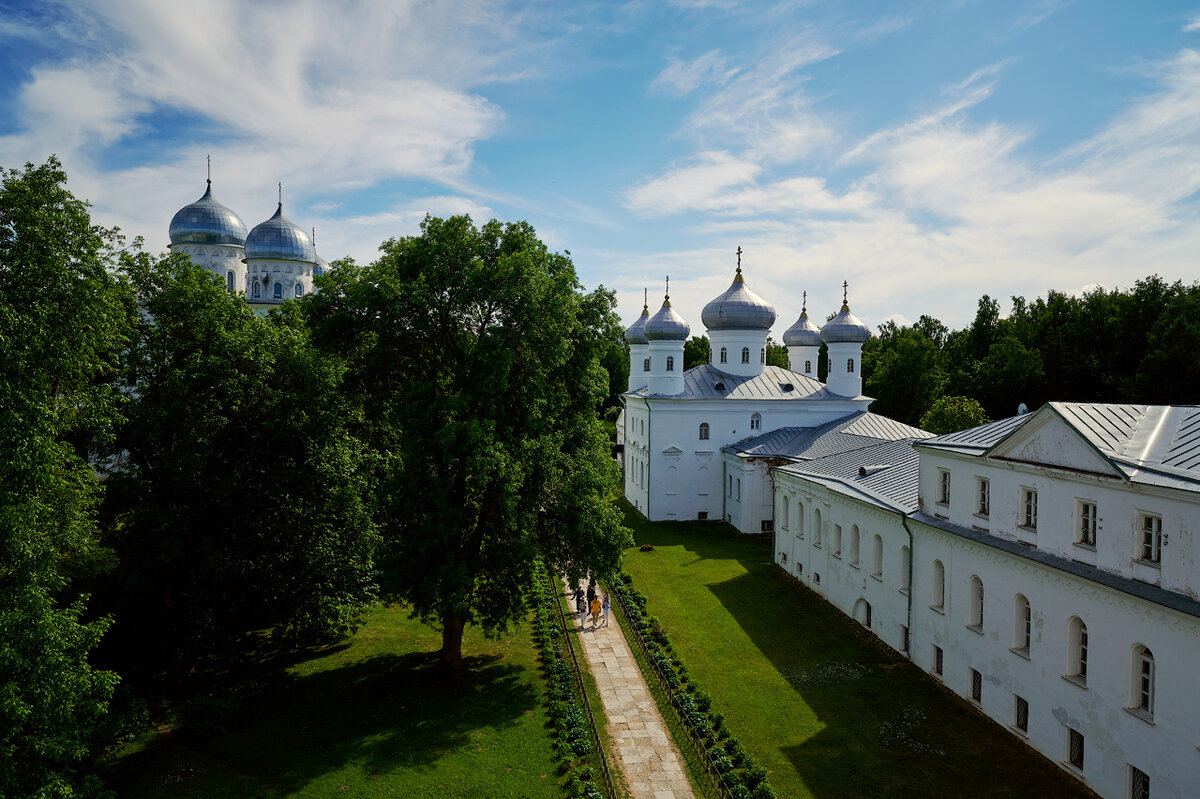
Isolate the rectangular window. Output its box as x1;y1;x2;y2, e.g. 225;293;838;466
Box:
1014;695;1029;733
1141;515;1162;564
1130;765;1150;799
697;511;708;521
901;625;910;653
933;645;944;676
1022;488;1038;530
970;668;982;703
761;520;773;533
728;475;733;497
736;479;741;501
977;478;990;516
1080;625;1088;680
1068;727;1085;770
1079;501;1097;546
938;470;951;505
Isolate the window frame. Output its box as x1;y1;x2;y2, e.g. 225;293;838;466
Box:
970;667;982;704
666;355;675;372
1067;727;1085;771
977;477;990;517
1014;695;1029;734
968;575;984;632
937;469;951;506
1078;501;1098;548
1012;594;1031;656
847;357;855;373
1139;514;1162;565
933;645;944;676
1021;487;1038;530
643;357;651;372
741;347;750;364
750;412;761;431
720;347;727;364
698;422;710;441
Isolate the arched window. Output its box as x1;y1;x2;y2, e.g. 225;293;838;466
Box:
932;559;945;609
847;358;855;373
900;546;911;591
750;412;761;430
741;347;750;364
643;358;650;372
253;281;261;298
295;282;303;297
227;270;235;291
1131;645;1154;716
720;347;728;363
760;348;765;364
273;282;282;299
1067;617;1088;684
814;509;822;545
872;534;883;577
796;502;805;538
850;525;860;565
814;572;820;586
666;355;675;372
832;524;842;556
698;422;710;440
969;576;984;630
814;519;822;547
1013;595;1031;653
781;496;789;530
804;359;812;373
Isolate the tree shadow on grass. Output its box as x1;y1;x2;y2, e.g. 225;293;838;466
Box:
110;649;541;796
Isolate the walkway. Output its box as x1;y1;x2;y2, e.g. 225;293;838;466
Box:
565;589;695;799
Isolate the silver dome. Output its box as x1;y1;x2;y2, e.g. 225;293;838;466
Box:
783;308;823;346
245;203;316;263
820;303;871;343
169;181;248;246
701;269;776;331
644;297;690;341
314;254;329;277
624;303;650;344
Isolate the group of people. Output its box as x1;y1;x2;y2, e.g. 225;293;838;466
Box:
573;580;609;630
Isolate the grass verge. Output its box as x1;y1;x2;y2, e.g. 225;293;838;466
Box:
618;501;1099;799
105;603;561;799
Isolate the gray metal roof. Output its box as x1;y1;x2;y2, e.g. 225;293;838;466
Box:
820;304;870;343
776;438;925;512
624;305;650;344
915;413;1031;453
782;309;822;346
644;298;690;341
724;411;930;460
627;364;825;400
913;511;1200;621
245;203;317;263
169;181;248;246
701;269;777;331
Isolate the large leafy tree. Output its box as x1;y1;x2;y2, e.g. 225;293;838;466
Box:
863;321;946;426
103;253;378;680
305;216;631;671
0;158;129;798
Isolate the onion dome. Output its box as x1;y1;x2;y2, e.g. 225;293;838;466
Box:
644;295;690;341
624;297;650;344
169;180;248;246
244;203;316;262
701;264;776;331
782;292;823;346
312;229;329;277
820;284;871;343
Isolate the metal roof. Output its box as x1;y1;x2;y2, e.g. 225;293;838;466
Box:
913;511;1200;621
627;364;826;400
915;413;1031;453
724;411;930;460
776;438;925;512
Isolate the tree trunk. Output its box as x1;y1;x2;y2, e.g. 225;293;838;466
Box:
439;614;465;675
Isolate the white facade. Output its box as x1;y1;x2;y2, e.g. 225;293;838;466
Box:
768;403;1200;799
246;257;314;306
168;241;247;295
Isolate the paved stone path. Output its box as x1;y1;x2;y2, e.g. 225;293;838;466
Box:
564;589;695;799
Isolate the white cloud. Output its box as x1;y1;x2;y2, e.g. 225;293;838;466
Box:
625;151;761;214
650;50;735;97
1186;15;1200;33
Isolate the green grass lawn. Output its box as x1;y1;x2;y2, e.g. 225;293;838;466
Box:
618;502;1098;799
106;604;561;799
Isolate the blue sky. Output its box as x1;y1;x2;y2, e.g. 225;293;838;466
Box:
2;1;1200;335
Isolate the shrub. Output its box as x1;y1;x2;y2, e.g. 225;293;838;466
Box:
724;737;745;767
743;762;767;790
749;781;777;799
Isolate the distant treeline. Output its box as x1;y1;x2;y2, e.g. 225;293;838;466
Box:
862;277;1200;427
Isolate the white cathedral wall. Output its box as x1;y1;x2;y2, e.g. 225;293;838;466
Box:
910;517;1200;799
169;243;246;293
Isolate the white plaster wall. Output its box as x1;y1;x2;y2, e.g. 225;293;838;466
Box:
786;345;820;378
628;343;649;391
911;517;1200;799
170;243;246;294
708;329;769;377
824;341;863;398
246;258;314;303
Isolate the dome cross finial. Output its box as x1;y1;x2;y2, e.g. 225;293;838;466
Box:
643;287;648;310
278;182;283;205
802;290;807;313
842;280;850;311
665;275;669;300
206;154;211;185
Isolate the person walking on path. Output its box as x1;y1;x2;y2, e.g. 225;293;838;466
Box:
574;586;586;617
586;582;596;605
589;595;602;629
601;593;610;627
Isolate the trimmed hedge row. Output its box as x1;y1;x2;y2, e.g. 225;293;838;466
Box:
531;566;606;799
609;572;777;799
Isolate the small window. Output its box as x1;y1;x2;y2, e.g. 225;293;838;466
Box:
697;511;708;521
970;668;982;703
644;357;651;372
977;478;990;516
226;270;235;291
728;475;733;496
872;534;883;577
969;575;984;630
736;478;741;501
1079;501;1097;547
760;348;765;364
273;282;282;299
666;355;675;372
1131;645;1154;717
1130;765;1150;799
1022;488;1038;530
1014;695;1029;733
750;412;761;430
832;525;842;556
761;520;774;533
1140;515;1162;564
814;572;820;586
780;496;789;529
1067;727;1084;771
901;625;909;652
253;281;261;298
804;359;812;372
741;347;750;364
932;559;945;609
850;525;860;566
699;422;710;440
933;645;944;676
1067;616;1088;684
1013;594;1031;654
814;519;822;547
295;282;303;297
720;347;727;364
847;358;855;373
938;470;951;505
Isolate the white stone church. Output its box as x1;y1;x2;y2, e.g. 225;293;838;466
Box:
620;266;1200;799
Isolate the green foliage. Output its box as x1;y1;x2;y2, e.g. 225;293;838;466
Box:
919;396;990;435
104;253;378;675
305;216;631;668
862;322;945;426
684;335;710;371
0;157;128;798
764;337;788;369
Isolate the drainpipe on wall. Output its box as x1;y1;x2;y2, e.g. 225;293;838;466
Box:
645;399;652;519
721;458;727;522
901;513;914;662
